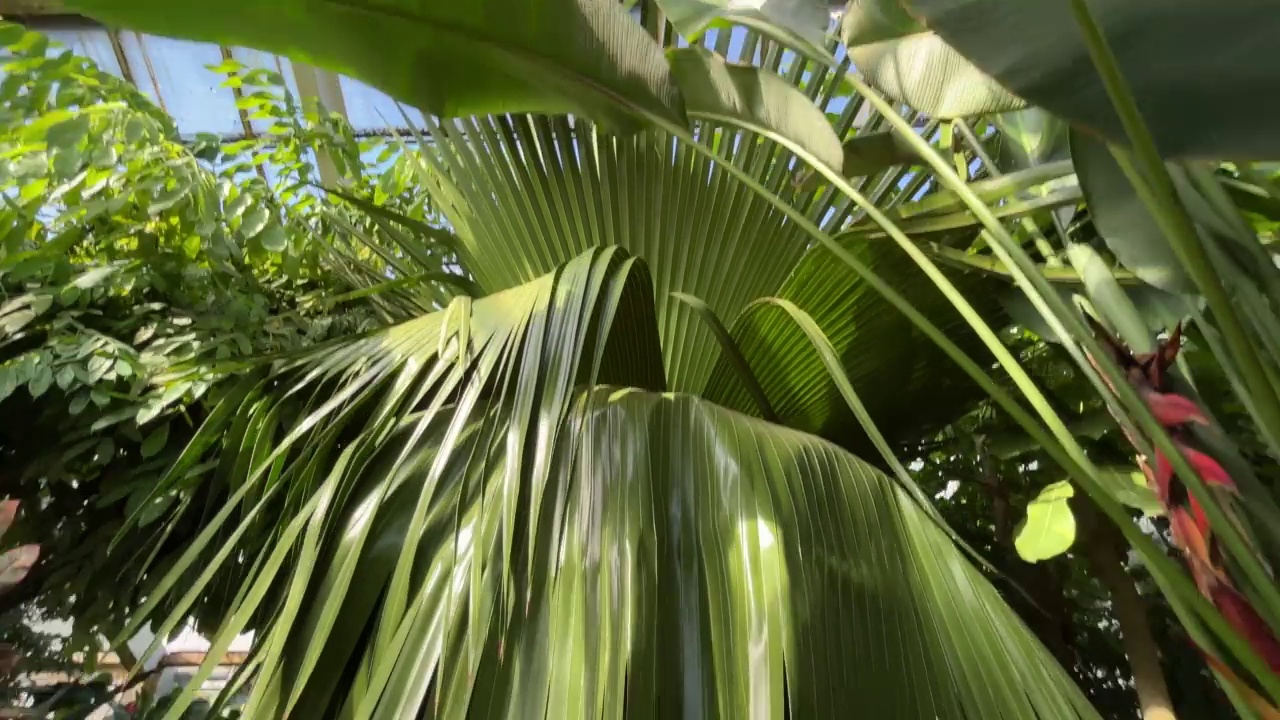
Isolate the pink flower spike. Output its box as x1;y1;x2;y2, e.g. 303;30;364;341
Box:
1142;390;1208;428
1180;443;1236;490
1153;443;1236;494
1212;582;1280;673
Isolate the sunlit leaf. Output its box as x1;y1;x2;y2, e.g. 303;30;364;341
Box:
68;0;686;132
1015;480;1076;562
124;249;1097;719
899;0;1280;157
841;0;1024;118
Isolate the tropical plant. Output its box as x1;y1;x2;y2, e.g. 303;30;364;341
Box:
0;20;466;685
10;0;1280;718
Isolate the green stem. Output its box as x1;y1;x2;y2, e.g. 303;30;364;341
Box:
1067;0;1280;459
954;119;1060;263
926;243;1141;285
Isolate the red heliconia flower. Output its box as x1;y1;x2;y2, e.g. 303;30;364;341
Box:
1086;316;1183;396
1171;508;1280;672
1090;319;1280;690
1150;443;1237;499
1212;581;1280;673
1170;507;1215;584
1143;389;1209;428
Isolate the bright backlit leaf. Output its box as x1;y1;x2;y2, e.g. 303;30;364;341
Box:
1015;480;1076;562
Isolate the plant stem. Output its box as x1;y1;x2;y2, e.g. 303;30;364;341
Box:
926;243;1142;286
954;119;1060;263
1079;500;1177;720
1067;0;1280;452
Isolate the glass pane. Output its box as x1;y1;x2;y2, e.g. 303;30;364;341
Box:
44;26;122;77
118;33;241;137
338;75;423;132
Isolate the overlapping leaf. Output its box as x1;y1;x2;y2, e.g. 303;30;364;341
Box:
125;249;1097;719
406;109;826;392
656;0;837;63
899;0;1280;157
67;0;685;131
703;234;1008;455
841;0;1025;118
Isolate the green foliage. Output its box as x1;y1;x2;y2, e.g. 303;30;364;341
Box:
840;2;1024;118
1014;480;1075;562
107;249;1096;719
68;0;687;132
0;24;459;675
9;1;1280;717
839;0;1280;156
655;0;835;62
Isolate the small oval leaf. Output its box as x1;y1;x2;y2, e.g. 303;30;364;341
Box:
141;422;170;459
1014;480;1076;562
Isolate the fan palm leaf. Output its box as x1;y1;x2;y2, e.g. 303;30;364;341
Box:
50;4;1108;717
120;249;1096;719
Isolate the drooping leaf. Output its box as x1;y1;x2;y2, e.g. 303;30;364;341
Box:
656;0;836;63
705;235;1007;455
841;0;1024;118
668;46;844;170
1070;129;1196;293
1015;480;1076;562
901;0;1280;157
66;0;686;132
123;249;1097;720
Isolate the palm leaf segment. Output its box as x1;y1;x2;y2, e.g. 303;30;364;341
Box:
125;249;1094;719
414;105;1003;452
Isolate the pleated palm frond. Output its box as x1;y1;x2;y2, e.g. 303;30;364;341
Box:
703;233;1006;456
401;28;1007;452
125;249;1096;719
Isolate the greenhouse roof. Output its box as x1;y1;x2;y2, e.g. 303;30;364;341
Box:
3;6;424;139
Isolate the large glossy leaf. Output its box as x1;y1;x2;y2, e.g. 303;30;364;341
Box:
1070;129;1196;293
841;0;1024;118
66;0;685;131
901;0;1280;158
669;47;844;170
656;0;837;63
124;249;1098;719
